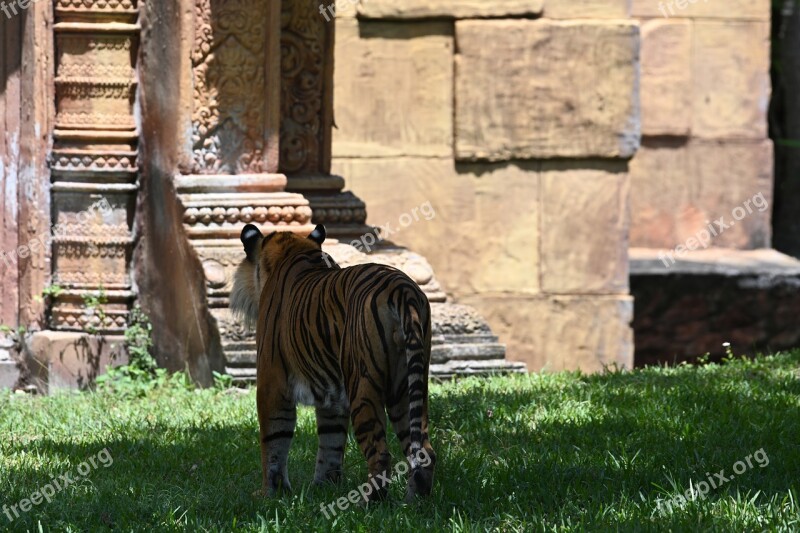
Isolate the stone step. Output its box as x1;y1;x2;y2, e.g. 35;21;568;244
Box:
226;366;257;384
630;247;800;366
227;342;510;368
430;359;528;380
227;357;528;385
431;342;506;363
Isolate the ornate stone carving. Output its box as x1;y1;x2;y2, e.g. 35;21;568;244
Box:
183;204;312;227
55;0;138;16
287;186;372;240
194;245;248;293
279;2;369;238
216;312;254;344
430;303;494;337
56;112;135;128
51;150;138;175
190;0;275;175
177;0;316;375
305;191;367;224
51;307;129;331
57;62;134;79
50;6;140;334
49;193;135;333
177;188;313;239
54;32;137;130
57;80;134;97
280;0;332;175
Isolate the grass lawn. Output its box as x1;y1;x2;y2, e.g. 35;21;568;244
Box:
1;353;799;532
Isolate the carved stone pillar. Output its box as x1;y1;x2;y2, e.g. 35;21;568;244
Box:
49;1;140;335
280;0;370;240
278;0;525;377
175;0;314;377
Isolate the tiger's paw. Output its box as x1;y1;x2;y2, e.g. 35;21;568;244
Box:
313;468;343;486
404;467;434;503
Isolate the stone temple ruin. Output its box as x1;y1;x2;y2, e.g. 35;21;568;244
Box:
0;0;523;391
1;0;795;391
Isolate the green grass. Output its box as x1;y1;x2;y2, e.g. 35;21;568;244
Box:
1;353;799;532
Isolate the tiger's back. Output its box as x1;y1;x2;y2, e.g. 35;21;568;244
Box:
260;261;430;407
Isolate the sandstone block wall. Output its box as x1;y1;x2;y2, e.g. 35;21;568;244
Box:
331;1;640;372
629;2;773;250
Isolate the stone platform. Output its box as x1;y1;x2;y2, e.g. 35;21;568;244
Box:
631;247;800;366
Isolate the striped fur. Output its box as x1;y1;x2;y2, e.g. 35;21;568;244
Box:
231;224;436;502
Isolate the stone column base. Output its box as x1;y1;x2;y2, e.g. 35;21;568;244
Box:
354;243;526;378
219;239;527;382
286;174;373;240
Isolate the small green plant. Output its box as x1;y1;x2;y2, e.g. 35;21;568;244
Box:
96;306;168;397
722;342;736;361
96;306;231;396
124;306;157;375
0;324;25;337
35;284;64;304
213;370;234;391
82;288;107;335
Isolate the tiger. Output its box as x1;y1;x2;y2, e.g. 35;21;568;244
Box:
230;223;436;503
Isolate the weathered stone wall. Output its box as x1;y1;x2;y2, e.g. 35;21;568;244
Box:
629;1;773;249
331;1;640;372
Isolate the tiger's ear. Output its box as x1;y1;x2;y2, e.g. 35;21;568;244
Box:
308;224;326;246
241;224;263;262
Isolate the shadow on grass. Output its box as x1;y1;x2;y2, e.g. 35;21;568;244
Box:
2;356;799;530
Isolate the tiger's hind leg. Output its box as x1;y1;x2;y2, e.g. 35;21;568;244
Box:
349;383;392;503
405;395;436;502
256;384;297;497
388;311;436;503
387;379;436;503
313;406;348;485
